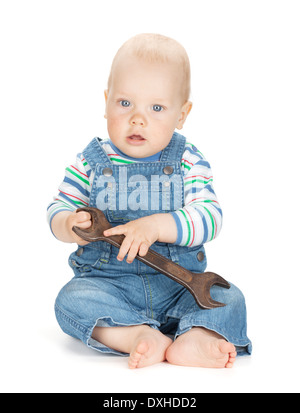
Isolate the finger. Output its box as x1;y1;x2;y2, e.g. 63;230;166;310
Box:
75;211;91;223
72;233;90;246
126;241;140;264
138;242;150;257
76;238;90;246
103;225;126;237
117;236;132;261
76;219;92;229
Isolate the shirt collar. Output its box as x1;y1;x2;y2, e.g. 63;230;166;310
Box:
109;140;161;162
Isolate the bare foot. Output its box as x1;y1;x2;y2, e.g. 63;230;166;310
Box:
166;327;237;368
128;329;172;369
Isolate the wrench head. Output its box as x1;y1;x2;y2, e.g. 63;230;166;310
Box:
72;207;111;242
188;272;231;309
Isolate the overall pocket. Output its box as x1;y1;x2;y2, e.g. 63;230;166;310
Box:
68;242;112;276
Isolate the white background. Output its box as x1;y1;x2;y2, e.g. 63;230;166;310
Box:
1;0;299;393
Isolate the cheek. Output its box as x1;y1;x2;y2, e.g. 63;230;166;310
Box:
107;113;125;134
152;116;176;135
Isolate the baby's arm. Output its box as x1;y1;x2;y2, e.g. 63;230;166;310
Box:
47;153;93;244
103;213;177;263
170;143;223;247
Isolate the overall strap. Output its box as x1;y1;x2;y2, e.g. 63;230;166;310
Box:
160;132;186;163
82;137;112;170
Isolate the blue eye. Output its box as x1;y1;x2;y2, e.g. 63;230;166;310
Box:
152;104;163;112
120;100;131;107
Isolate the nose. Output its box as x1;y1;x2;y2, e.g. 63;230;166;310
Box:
130;113;147;127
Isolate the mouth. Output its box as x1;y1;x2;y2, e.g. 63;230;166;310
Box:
126;135;146;145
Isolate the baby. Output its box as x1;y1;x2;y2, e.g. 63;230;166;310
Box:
48;33;252;368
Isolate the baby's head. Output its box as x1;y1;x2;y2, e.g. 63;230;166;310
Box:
104;34;192;158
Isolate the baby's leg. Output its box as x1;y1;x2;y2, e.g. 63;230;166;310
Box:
92;325;172;369
55;276;171;368
166;327;237;368
164;283;251;368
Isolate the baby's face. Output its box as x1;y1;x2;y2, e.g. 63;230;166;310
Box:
105;55;191;158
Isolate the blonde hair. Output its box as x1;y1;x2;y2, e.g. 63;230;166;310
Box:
107;33;191;103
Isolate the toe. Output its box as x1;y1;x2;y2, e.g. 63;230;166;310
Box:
219;340;235;355
225;361;234;368
128;340;149;369
226;349;237;368
128;355;139;369
128;350;141;369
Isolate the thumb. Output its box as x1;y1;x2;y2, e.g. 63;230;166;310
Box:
75;211;91;223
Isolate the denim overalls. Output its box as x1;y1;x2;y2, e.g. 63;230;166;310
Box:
55;133;252;356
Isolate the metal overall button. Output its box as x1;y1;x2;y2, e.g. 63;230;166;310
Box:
163;166;174;175
197;251;205;262
76;247;84;256
102;167;113;177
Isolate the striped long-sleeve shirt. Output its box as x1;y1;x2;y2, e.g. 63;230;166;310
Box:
47;139;222;247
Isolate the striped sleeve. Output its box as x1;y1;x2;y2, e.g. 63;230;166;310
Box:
46;153;93;229
171;142;223;247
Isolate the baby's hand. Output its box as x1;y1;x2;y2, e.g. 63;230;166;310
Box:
103;216;160;263
66;210;92;245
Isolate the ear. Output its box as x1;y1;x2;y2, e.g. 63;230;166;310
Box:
176;101;192;130
104;89;109;119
